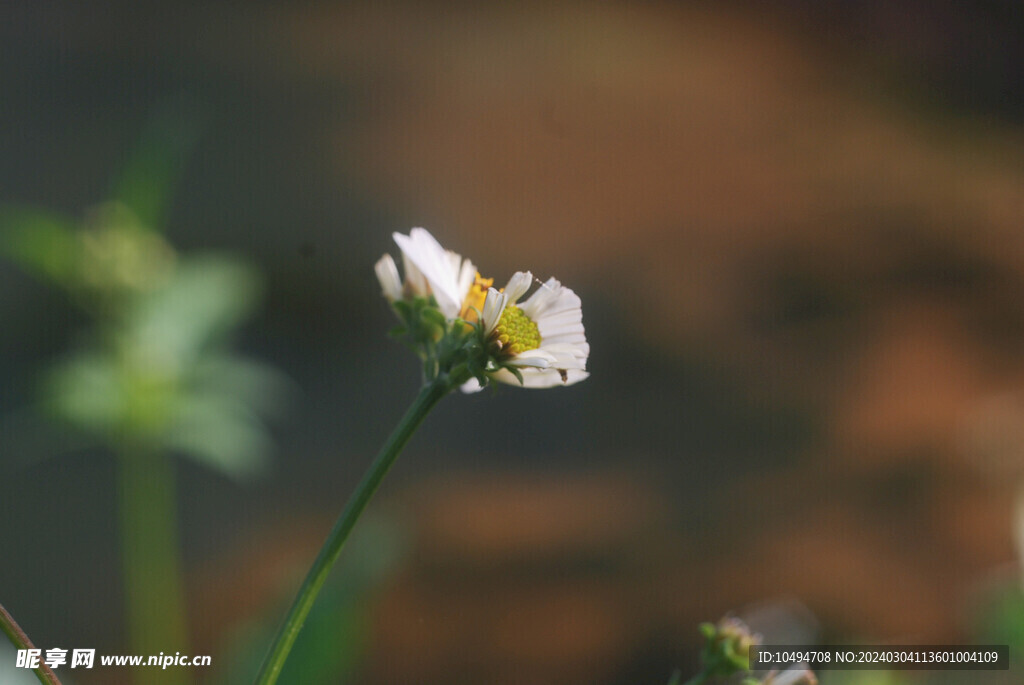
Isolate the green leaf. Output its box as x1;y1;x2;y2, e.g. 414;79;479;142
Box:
126;254;260;367
190;354;292;419
42;352;124;434
43;347;182;441
0;207;82;286
165;391;271;480
110;108;203;230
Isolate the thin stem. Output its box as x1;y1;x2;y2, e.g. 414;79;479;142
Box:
117;446;189;685
0;602;62;685
254;378;451;685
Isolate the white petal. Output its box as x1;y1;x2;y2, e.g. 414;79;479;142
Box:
537;310;583;330
517;277;562;319
501;271;533;304
456;257;478;308
537;323;588;347
460;378;486;393
539;331;587;348
445;250;462;277
401;250;429;297
374;254;402;301
506;350;556;368
534;343;588;367
393;228;468;319
540;331;585;346
481;287;508;335
490;367;589;388
536;288;582;323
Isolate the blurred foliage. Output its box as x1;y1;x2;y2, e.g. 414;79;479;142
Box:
969;579;1024;685
699;618;759;675
216;516;407;685
0;119;291;685
0;127;286;479
808;573;1024;685
0;642;41;685
664;617;820;685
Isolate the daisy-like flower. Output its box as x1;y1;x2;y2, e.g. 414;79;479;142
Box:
472;271;589;389
375;227;478;320
376;228;588;390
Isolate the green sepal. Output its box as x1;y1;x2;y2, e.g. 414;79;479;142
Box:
421;306;446;328
505;365;525;386
392;299;412;318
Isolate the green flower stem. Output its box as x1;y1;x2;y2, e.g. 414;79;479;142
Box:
254;377;452;685
117;446;189;685
0;602;62;685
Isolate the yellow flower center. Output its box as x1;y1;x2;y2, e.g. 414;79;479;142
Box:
460;272;493;323
493;305;541;355
460;273;542;356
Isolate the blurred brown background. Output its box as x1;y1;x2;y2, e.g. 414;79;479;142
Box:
2;2;1024;684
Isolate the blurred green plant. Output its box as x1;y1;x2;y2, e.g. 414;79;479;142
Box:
1;120;286;685
665;617;817;685
4;203;282;477
216;516;405;685
693;617;760;684
970;579;1024;685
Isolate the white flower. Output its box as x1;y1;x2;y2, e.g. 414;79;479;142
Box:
469;271;589;389
375;230;589;391
374;254;403;302
375;228;477;320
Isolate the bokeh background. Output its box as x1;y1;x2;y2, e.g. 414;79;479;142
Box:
3;2;1024;684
